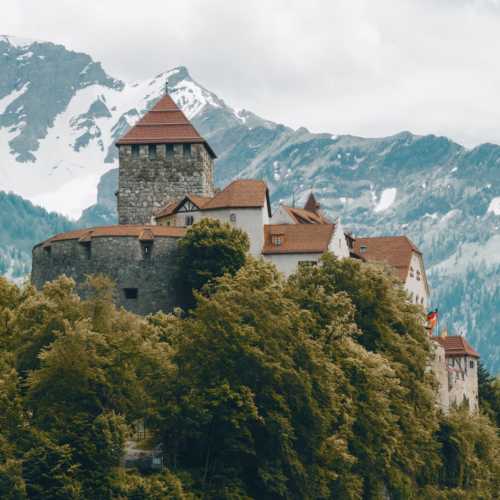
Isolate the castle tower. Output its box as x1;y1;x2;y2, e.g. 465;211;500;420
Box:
115;93;216;224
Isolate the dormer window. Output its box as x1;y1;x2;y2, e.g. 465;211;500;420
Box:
271;234;283;246
148;144;157;159
132;144;140;158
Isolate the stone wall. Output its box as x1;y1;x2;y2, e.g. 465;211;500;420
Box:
117;143;214;224
32;236;181;315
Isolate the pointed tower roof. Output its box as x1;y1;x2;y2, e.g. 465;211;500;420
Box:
115;94;216;157
304;192;321;213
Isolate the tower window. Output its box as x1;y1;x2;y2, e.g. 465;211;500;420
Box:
81;242;91;260
148;144;157;159
183;143;192;157
141;241;153;260
470;360;474;369
132;144;140;158
166;144;174;158
43;245;52;256
124;288;138;300
185;215;194;226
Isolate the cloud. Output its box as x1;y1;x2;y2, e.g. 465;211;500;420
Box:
2;0;500;147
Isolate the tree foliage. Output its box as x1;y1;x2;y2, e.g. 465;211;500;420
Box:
176;218;250;308
0;252;498;499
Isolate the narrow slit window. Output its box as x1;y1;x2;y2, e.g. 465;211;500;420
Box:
148;144;157;159
82;242;91;260
141;241;153;260
124;288;138;300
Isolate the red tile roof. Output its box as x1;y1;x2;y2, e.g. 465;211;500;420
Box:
155;194;213;218
262;224;335;255
282;205;331;224
304;192;321;213
155;180;271;221
433;336;480;358
203;180;269;212
352;236;421;282
35;225;186;247
115;94;216;157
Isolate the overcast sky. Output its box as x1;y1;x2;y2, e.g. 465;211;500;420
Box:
3;0;500;147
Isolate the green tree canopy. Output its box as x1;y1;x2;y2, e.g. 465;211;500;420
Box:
176;218;250;308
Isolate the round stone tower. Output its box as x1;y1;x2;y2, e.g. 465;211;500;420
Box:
31;91;217;315
115;93;216;224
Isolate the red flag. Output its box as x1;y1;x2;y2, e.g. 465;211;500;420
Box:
427;309;438;332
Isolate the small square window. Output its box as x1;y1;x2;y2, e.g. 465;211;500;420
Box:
185;215;194;226
131;144;140;158
299;261;317;267
183;143;192;157
271;235;283;246
124;288;138;300
230;213;237;223
148;144;157;159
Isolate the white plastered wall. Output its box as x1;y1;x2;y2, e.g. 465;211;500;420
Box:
270;205;295;224
328;219;350;259
263;253;322;277
404;252;430;310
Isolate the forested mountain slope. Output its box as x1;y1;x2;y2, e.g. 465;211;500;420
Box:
0;35;498;371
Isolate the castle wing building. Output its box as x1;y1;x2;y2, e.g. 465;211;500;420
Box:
353;236;430;309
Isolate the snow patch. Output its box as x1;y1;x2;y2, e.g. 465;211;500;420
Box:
0;82;29;114
487;197;500;216
17;51;33;61
374;188;397;212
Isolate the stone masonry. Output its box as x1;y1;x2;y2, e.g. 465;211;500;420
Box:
32;235;181;315
118;143;214;224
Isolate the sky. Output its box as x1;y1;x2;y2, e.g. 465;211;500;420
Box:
3;0;500;147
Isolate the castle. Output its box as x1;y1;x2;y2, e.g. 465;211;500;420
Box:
31;90;479;414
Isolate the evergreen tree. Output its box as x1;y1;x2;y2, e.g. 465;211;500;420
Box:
478;361;500;427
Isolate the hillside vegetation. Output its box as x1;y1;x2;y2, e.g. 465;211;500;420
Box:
1;222;498;498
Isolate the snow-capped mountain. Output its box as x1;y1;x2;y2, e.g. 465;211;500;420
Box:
0;36;499;372
0;35;235;218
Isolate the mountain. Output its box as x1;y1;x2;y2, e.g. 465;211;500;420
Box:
0;35;499;372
